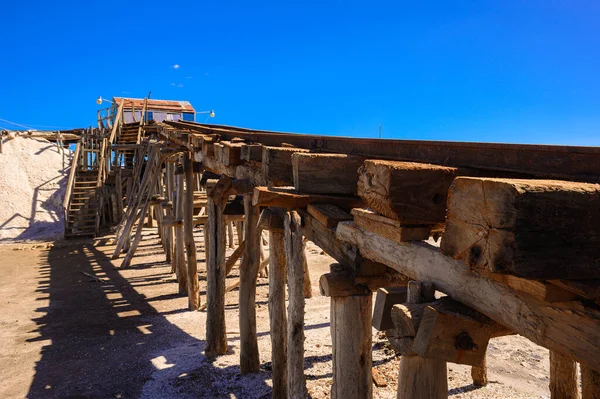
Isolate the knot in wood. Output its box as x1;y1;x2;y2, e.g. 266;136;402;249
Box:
455;331;478;352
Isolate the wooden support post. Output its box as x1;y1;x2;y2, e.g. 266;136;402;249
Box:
471;359;487;387
303;253;312;298
175;174;187;295
549;351;578;399
582;364;600;399
228;222;235;248
396;281;447;399
205;183;228;358
239;193;261;373
330;293;373;399
283;211;308;398
269;227;287;399
184;154;200;310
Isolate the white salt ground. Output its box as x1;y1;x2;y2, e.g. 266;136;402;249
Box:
0;136;71;241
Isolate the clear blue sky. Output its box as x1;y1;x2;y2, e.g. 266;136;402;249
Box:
1;1;599;145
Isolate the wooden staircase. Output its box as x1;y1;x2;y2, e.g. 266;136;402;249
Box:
65;169;100;237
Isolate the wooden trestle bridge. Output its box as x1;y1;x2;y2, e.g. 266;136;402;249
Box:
63;101;600;398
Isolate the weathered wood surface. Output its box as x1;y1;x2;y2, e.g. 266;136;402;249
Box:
479;271;578;303
372;287;408;331
357;160;459;224
337;222;600;370
283;211;308;398
184;155;200;310
396;281;447;399
549;351;578;399
582;364;600;399
320;271;407;297
471;359;487;387
442;177;600;279
175;174;187;294
292;152;365;194
307;203;352;229
268;229;288;399
352;208;433;243
262;146;309;186
205;192;228;358
330;294;373;399
253;186;363;211
239;194;261;373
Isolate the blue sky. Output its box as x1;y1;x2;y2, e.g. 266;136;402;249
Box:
1;1;599;145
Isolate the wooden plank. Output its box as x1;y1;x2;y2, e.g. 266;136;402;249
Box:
441;177;600;279
352;208;433;243
307;203;352;229
252;186;363;211
582;365;600;399
547;279;600;303
357;159;459;224
262;146;309;186
292;152;365;194
336;221;600;370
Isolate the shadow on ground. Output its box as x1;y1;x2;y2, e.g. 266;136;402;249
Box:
25;236;273;399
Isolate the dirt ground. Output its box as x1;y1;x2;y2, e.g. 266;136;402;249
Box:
0;228;554;399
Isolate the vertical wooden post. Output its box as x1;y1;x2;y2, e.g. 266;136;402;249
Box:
184;153;200;310
330;294;373;399
471;358;488;387
582;364;600;399
205;186;228;358
303;254;312;298
397;281;448;399
283;211;308;399
228;222;235;248
549;351;578;399
239;193;261;373
269;227;287;398
174;173;187;295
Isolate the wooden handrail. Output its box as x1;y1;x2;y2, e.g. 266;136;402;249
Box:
136;98;148;144
63;142;81;211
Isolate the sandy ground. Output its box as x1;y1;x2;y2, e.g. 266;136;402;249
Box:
0;228;554;399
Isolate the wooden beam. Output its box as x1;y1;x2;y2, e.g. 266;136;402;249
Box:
262;146;309;186
241;143;263;161
307;204;352;229
167;120;600;183
372;287;408;331
352;208;433;243
336;222;600;370
252;186;363;211
582;364;600;399
357;159;458;224
292;152;365;194
441;177;600;279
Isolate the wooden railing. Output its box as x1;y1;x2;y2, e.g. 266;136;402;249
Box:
63;142;81;230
